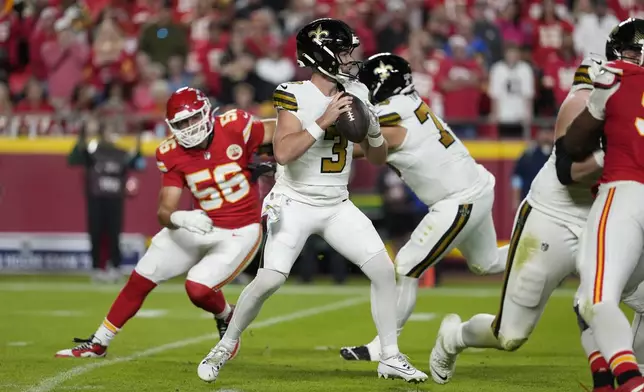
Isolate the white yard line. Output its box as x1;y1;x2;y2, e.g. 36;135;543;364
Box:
23;296;369;392
0;282;577;297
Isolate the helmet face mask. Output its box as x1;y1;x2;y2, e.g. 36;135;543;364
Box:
165;87;213;148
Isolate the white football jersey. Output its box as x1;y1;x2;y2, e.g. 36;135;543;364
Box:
272;80;356;205
375;93;494;206
527;57;602;224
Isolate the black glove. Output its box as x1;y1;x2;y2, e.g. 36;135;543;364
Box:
249;162;276;182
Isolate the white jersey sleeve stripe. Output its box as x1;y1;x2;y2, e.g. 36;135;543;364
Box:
242;117;253;144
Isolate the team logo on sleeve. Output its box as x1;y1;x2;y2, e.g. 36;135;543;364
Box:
226;144;243;160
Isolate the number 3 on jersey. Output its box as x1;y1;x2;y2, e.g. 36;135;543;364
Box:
185;163;250;210
321;126;348;173
414;102;455;148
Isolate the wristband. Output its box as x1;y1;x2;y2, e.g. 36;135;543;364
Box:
368;134;385;147
306;122;326;140
593;149;605;167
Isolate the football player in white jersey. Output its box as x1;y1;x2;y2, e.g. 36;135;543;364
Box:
339;53;507;363
429;27;644;390
196;18;428;384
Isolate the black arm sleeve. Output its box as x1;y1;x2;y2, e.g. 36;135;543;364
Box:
555;136;575;185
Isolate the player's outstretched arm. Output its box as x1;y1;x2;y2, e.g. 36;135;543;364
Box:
273;93;351;165
260;118;276;145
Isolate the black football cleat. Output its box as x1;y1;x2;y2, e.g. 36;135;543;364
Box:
340;345;372;361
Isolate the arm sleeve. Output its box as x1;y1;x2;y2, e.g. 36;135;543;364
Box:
245;117;266;155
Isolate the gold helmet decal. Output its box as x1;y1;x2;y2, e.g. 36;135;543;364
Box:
308;25;329;42
374;61;394;81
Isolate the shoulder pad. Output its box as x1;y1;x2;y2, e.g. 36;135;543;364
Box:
375;99;402;126
375;95;416;126
571;57;603;92
155;137;180;173
272;82;302;112
594;67;621;89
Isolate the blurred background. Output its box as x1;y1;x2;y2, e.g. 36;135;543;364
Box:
0;0;635;285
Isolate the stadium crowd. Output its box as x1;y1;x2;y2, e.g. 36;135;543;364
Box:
0;0;641;138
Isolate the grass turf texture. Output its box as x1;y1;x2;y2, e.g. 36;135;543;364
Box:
0;275;624;392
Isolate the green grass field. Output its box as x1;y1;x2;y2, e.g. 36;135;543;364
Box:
0;275;615;392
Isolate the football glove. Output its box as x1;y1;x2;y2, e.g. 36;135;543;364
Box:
170;210;213;235
249;162;276;182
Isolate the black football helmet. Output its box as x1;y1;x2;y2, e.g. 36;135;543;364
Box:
358;53;412;104
296;18;361;81
605;18;644;64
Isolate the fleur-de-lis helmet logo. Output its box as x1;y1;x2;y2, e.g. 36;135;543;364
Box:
374;61;394;81
308;25;329;43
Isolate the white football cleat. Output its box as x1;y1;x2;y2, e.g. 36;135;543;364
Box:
197;344;233;382
430;313;462;384
377;353;428;383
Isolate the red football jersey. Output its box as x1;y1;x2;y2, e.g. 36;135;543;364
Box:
590;61;644;185
155;109;265;229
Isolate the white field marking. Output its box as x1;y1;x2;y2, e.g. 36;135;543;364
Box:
24;296;369;392
408;313;437;322
134;309;168;319
0;282;579;298
7;341;32;347
15;311;85;317
0;386;103;391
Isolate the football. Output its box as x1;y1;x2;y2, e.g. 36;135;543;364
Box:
335;92;370;143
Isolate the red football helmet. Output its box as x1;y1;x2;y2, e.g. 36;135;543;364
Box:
165;87;213;148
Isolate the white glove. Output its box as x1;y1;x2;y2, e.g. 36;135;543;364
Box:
367;107;381;137
170;210;213;235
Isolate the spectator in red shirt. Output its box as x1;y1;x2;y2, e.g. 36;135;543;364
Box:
188;21;228;98
397;30;446;116
91;15;132;86
29;7;58;81
188;0;219;50
496;1;532;49
244;8;279;59
13;77;57;137
531;0;574;68
541;33;582;109
436;35;483;138
41;18;90;107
